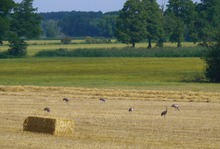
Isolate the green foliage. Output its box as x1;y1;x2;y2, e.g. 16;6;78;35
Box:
169;17;184;47
59;11;103;37
165;0;196;47
61;37;71;44
0;0;15;15
195;0;220;45
10;0;42;39
34;47;207;58
142;0;163;48
0;51;11;58
44;19;62;38
85;36;99;44
115;0;147;47
96;14;117;38
8;34;27;57
41;11;118;38
0;0;15;43
203;31;220;82
37;0;220;46
85;36;111;44
6;0;42;57
0;17;10;44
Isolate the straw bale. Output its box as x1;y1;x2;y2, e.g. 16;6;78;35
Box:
23;116;74;136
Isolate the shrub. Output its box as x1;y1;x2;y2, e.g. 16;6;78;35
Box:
61;37;72;44
0;51;11;58
35;47;207;58
8;36;27;57
203;43;220;82
85;36;111;44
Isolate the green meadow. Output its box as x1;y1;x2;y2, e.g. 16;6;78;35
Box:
0;57;219;92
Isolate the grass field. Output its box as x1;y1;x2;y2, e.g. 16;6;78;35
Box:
0;86;219;148
0;57;216;92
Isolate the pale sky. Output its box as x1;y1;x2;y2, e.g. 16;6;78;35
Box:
13;0;201;13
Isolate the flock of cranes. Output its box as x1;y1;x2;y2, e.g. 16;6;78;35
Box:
44;97;180;118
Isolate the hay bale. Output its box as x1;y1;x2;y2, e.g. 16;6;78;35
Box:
23;116;74;136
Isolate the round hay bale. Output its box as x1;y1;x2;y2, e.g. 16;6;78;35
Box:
23;116;74;136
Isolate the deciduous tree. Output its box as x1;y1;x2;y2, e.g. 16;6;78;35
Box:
195;0;220;46
115;0;147;47
9;0;42;57
44;19;61;38
0;0;15;44
142;0;163;48
165;0;196;47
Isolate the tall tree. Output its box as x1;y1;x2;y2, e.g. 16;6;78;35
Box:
0;0;15;44
165;0;196;47
115;0;147;47
142;0;163;48
10;0;42;39
9;0;42;57
195;0;220;46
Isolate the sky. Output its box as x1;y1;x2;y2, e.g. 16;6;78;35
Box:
13;0;201;13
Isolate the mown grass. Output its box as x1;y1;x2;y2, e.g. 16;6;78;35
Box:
0;57;217;92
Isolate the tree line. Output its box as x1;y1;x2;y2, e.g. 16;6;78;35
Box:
1;0;220;49
40;11;118;38
40;0;220;48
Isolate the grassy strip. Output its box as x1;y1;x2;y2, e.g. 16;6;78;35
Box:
0;57;211;90
1;41;199;56
35;47;208;57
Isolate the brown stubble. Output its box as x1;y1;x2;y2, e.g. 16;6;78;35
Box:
0;86;219;148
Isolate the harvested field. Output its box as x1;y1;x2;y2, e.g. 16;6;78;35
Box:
0;86;220;148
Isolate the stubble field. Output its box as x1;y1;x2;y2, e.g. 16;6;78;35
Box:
0;86;219;149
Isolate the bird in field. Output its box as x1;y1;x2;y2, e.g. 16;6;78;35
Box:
44;107;50;112
100;98;106;102
161;106;168;117
171;104;180;111
63;97;69;103
128;108;134;112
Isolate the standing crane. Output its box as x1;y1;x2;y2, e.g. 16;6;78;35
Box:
161;106;168;117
